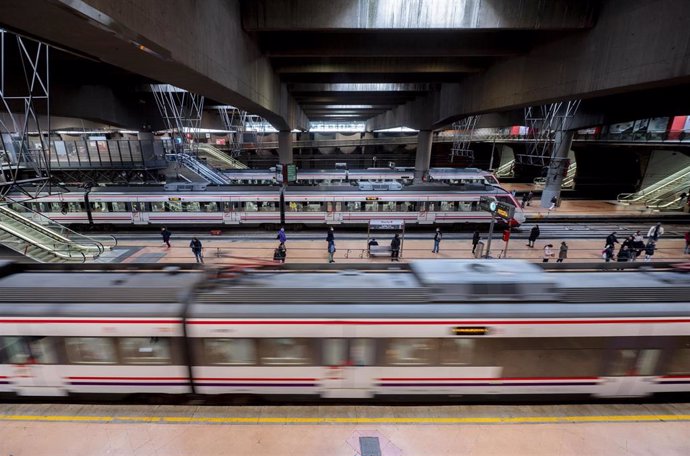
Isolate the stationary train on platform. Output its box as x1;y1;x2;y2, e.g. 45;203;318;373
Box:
6;181;526;228
1;260;690;400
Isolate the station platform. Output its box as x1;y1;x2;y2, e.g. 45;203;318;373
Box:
114;233;690;265
0;403;688;455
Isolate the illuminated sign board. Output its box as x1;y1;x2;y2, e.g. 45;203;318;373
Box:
451;327;490;336
168;197;181;201
366;196;379;201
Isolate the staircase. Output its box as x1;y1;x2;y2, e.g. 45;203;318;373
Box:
618;164;690;206
0;205;115;263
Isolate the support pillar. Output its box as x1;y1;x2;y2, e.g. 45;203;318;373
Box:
540;130;574;208
414;130;433;183
278;130;293;164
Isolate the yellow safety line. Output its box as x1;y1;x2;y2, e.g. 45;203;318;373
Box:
1;414;690;425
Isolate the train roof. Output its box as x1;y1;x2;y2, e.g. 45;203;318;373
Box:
0;271;203;317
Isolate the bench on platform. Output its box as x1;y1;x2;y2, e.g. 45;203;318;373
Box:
368;245;392;257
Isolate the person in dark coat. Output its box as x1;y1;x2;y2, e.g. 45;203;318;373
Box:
472;230;481;253
557;241;568;263
161;227;171;248
273;242;286;263
432;228;442;253
327;240;336;263
644;241;656;262
605;232;619;248
326;227;335;245
391;233;401;262
527;225;540;248
189;237;203;263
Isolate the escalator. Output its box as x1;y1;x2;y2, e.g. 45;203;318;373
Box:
0;205;113;263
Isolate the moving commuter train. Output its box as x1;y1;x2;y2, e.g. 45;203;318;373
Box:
1;260;690;400
7;182;526;227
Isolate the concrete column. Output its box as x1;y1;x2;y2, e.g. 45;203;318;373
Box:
540;130;574;208
137;131;154;141
414;130;433;183
278;130;293;164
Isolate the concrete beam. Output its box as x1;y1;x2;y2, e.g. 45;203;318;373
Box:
273;58;484;74
0;0;309;131
244;0;597;30
367;0;690;131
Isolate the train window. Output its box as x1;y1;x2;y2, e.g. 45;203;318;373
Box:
384;339;439;366
184;202;201;212
322;339;347;366
351;339;375;366
305;202;322;212
380;202;396;212
400;202;416;212
439;201;456;212
287;201;301;211
497;338;603;377
0;337;30;364
91;202;108;212
637;349;661;376
110;202;128;212
259;202;276;212
346;202;361;211
119;337;171;365
200;202;218;212
458;202;472;212
607;349;638;376
667;339;690;375
167;201;182;212
151;202;166;212
364;202;377;212
65;337;117;364
427;202;436;211
259;338;314;366
440;339;475;365
203;339;256;365
245;202;258;212
68;202;83;212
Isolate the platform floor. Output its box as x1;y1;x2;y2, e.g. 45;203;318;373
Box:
1;403;688;455
116;235;690;265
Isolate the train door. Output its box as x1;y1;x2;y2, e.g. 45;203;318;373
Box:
325;202;343;224
597;340;662;397
223;202;241;224
131;202;146;225
320;338;375;398
3;336;66;396
417;202;436;224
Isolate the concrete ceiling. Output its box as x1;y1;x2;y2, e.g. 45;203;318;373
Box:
243;0;598;122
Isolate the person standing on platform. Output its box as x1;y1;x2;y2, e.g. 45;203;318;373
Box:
647;222;664;242
602;244;615;262
160;227;171;248
526;191;534;206
605;232;619;248
274;242;286;263
391;233;401;262
432;228;442;253
549;195;558;211
326;227;335;245
527;225;540;248
644;240;656;262
684;230;690;254
472;230;481;254
557;241;568;263
277;227;287;244
327;240;336;263
543;244;555;262
189;237;203;264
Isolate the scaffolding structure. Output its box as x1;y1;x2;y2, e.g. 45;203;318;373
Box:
0;29;52;198
516;100;581;167
150;84;204;155
217;106;247;157
450;115;480;163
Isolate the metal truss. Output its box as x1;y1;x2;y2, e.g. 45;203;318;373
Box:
217;106;247;157
51;169;164;186
450;115;480;163
150;84;204;155
0;29;52;198
515;100;581;167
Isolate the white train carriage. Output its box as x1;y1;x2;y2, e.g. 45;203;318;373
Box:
186;260;690;399
2;260;689;400
0;266;202;397
9;183;525;227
